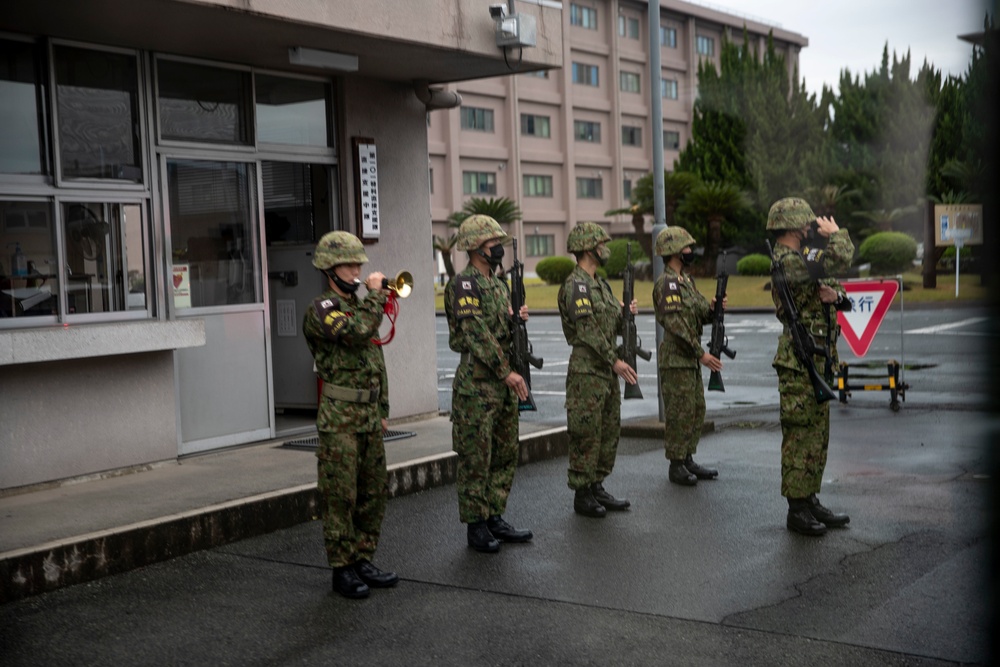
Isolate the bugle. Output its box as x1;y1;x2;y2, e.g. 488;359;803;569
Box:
381;271;413;298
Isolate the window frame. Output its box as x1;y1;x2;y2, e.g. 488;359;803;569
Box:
621;125;642;147
659;25;677;48
253;69;336;155
525;234;555;257
618;16;640;40
660;78;679;100
573;120;601;143
522;174;553;198
569;4;598;30
460;106;495;132
576;177;603;199
571;62;599;87
696;35;716;56
462;171;497;196
0;35;52;185
619;71;640;94
520;113;551;138
663;130;681;150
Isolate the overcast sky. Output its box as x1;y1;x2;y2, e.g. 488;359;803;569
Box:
699;0;992;96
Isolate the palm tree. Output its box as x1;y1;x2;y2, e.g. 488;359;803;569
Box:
605;171;701;259
852;206;917;233
436;197;522;280
676;180;750;276
802;184;861;218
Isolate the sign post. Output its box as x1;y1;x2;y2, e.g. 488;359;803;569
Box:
949;227;972;298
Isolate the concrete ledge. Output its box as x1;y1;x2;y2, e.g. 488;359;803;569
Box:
621;418;715;439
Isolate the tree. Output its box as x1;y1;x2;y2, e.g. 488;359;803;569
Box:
605;171;701;259
436;197;523;280
803;184;861;218
852;206;918;234
676;181;751;276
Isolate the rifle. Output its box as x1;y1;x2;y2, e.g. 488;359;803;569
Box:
621;242;652;399
707;252;736;392
766;240;836;404
508;239;543;411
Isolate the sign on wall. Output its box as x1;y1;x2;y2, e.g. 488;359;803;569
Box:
933;204;982;246
353;137;380;241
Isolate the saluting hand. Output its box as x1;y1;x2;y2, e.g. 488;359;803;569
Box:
815;216;839;238
613;359;638;385
505;370;529;401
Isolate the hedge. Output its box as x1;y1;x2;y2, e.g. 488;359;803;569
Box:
858;232;917;275
535;256;576;284
736;253;771;276
603;239;649;278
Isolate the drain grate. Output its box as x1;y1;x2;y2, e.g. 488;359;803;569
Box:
283;430;416;451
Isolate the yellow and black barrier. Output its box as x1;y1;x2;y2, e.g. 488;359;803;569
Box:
836;360;909;412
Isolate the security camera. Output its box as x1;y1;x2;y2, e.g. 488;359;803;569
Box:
489;4;507;19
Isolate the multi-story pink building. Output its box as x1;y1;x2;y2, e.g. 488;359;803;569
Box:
429;0;808;274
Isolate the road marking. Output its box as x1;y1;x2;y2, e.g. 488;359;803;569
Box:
905;317;989;335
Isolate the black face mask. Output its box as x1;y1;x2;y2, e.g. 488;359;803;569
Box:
326;269;360;294
478;244;505;267
680;252;696;266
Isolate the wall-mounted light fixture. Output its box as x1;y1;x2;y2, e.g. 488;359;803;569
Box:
289;47;359;72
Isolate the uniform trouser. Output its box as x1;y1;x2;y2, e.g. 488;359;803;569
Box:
316;430;387;568
776;365;830;498
565;372;621;490
660;366;705;460
451;389;519;523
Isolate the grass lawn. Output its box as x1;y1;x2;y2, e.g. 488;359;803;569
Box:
433;271;989;312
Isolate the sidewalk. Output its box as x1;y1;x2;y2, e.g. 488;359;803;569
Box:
0;413;677;603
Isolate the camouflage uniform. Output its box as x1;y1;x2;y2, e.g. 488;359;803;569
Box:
302;239;389;569
445;263;519;524
654;266;713;460
558;264;624;490
770;204;854;499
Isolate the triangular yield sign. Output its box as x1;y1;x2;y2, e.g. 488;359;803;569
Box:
837;279;899;357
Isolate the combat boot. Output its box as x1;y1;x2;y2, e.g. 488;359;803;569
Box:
467;520;500;553
487;515;533;542
354;559;399;588
807;494;850;527
332;565;370;599
573;487;607;518
591;482;630;511
668;460;697;486
684;455;718;480
786;498;827;536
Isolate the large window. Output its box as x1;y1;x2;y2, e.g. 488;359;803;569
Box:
660;26;677;48
520;114;551;138
0;39;47;176
618;16;640;39
576;177;603;199
157;59;253;145
526;234;554;257
262;162;333;245
622;126;642;147
571;63;599;87
255;74;331;147
696;35;715;56
663;130;681;150
460;107;494;132
661;78;679;100
574;120;601;143
523;175;553;197
619;71;640;94
570;4;598;29
166;159;259;309
1;201;57;319
55;45;143;182
463;171;496;195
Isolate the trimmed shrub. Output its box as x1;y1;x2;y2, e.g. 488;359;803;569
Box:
604;239;649;278
858;232;917;275
736;253;771;276
535;256;576;285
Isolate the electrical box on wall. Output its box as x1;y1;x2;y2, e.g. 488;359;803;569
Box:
495;13;536;48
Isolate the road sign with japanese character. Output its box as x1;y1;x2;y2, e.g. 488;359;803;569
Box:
837;279;900;357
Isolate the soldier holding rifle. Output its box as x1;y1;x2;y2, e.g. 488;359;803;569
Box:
767;197;854;537
445;215;533;553
653;226;725;487
558;222;637;518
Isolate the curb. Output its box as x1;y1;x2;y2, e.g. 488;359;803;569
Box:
0;426;572;603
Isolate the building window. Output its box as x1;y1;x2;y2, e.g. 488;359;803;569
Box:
157;58;252;146
571;62;599;87
526;234;555;257
663;130;681;150
576;177;603;199
621;126;642;147
463;171;497;195
524;70;549;79
523;175;553;197
0;39;47;176
520;114;551;138
255;74;331;147
619;71;640;94
618;16;640;39
56;45;144;180
660;78;679;100
696;35;715;56
660;25;677;48
570;4;598;29
428;168;433;195
573;120;601;143
623;179;632;201
460;106;495;132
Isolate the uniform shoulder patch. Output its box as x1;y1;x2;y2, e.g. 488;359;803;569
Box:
802;246;827;280
452;276;483;320
314;296;350;340
659;279;682;313
569;280;593;320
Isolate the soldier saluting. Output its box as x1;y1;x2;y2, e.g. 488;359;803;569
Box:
445;215;533;553
558;222;637;518
767;198;854;536
303;231;398;599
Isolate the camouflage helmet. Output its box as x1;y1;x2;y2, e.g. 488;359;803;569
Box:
456;214;507;251
566;222;612;253
655;226;696;257
312;231;368;269
766;197;816;230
